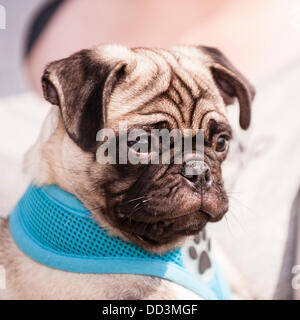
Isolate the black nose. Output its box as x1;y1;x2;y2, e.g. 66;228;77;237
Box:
182;159;212;190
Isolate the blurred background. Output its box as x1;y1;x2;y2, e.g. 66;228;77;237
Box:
0;0;300;299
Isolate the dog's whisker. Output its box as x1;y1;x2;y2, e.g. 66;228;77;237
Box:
228;210;248;234
224;215;234;236
61;216;78;227
135;234;145;242
133;202;141;210
132;203;145;213
126;196;145;203
228;195;254;216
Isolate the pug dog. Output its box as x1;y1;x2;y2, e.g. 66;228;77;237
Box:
0;45;254;299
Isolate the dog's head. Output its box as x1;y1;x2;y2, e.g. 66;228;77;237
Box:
39;45;254;252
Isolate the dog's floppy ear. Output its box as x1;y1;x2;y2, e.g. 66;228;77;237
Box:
42;49;127;152
200;46;255;130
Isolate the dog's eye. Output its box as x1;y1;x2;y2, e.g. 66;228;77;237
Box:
214;134;230;152
127;135;151;153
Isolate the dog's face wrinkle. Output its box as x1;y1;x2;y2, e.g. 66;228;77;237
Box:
134;74;209;131
127;53;214;129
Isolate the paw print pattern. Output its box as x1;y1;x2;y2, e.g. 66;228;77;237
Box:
183;229;214;282
188;230;212;274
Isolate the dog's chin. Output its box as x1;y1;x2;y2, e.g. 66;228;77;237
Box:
109;207;223;250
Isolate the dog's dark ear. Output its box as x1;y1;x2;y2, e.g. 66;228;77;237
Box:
200;46;255;130
42;49;126;152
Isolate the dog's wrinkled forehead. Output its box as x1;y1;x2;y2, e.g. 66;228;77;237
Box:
105;46;228;132
42;44;255;152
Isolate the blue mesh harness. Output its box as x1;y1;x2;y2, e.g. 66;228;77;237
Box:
9;184;231;300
